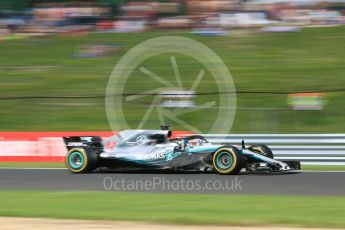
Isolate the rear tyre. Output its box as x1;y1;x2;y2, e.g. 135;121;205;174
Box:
213;146;244;175
65;147;97;173
248;144;274;159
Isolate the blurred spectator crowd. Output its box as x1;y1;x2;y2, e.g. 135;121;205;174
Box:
0;0;345;38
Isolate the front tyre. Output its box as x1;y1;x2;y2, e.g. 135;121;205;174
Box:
213;146;244;175
65;147;97;173
248;144;274;159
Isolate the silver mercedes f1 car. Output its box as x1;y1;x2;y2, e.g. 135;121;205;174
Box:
63;128;301;174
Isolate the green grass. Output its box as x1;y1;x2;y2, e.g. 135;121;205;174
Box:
1;26;345;132
0;191;344;228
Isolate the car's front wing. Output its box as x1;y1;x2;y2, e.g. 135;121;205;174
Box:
241;149;301;172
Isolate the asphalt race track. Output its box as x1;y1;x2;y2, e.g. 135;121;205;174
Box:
0;168;344;195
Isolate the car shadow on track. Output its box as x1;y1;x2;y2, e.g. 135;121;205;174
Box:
90;168;300;176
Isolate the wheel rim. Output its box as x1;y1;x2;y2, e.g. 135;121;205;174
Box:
68;151;84;169
216;152;233;170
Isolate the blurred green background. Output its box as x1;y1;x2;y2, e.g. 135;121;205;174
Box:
1;26;345;133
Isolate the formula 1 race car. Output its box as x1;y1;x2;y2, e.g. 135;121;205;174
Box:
63;128;301;174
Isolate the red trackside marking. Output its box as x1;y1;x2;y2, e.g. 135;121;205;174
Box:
0;156;65;163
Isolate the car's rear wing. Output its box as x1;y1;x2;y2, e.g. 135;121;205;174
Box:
63;136;104;153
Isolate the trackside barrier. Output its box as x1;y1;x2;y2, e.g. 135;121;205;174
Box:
0;132;344;165
203;134;345;165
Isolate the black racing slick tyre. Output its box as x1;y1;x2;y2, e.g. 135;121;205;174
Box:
213;146;244;175
248;144;274;159
65;147;97;173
